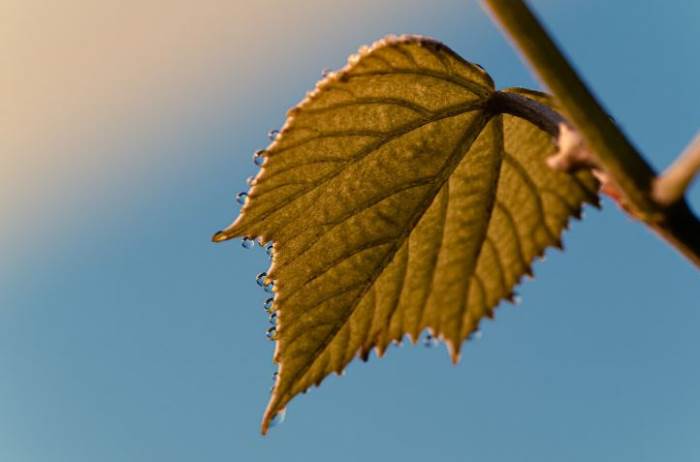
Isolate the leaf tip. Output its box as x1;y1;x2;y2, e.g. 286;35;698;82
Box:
260;408;272;435
506;291;522;305
260;410;277;436
359;348;371;362
375;344;388;358
211;217;247;243
525;265;534;278
211;230;229;243
446;340;462;365
261;393;284;436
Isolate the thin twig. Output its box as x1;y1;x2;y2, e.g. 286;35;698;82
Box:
653;133;700;206
482;0;700;269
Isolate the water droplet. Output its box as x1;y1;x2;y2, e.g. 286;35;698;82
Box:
267;129;280;141
266;326;277;341
253;150;266;167
256;272;274;293
269;408;286;428
263;281;274;294
265;244;274;258
321;68;331;77
264;297;274;312
269;312;277;324
269;372;278;392
246;176;255;187
241;237;254;249
423;333;438;348
236;192;248;205
513;295;522;305
469;328;483;341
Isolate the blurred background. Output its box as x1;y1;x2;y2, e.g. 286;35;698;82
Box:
2;1;699;461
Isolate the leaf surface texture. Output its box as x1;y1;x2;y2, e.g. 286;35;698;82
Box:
213;35;599;433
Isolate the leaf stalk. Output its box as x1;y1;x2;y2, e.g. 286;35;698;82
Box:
483;0;700;269
653;133;700;206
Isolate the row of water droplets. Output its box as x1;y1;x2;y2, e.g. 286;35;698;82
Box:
240;67;345;431
419;291;528;348
267;67;353;430
422;327;483;349
376;328;486;350
236;66;336;244
238;127;278;338
268;67;347;430
235;128;280;208
236;128;287;427
419;291;527;348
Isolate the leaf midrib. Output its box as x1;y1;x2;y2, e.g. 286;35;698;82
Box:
243;99;489;238
270;112;493;413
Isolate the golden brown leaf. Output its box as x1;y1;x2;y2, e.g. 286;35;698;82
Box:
212;35;598;434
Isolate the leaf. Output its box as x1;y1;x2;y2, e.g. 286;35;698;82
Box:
213;35;599;434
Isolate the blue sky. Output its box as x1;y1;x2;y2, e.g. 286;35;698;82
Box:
2;1;699;461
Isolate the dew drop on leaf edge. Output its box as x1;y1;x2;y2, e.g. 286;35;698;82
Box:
469;328;483;341
269;409;286;428
253;150;266;167
264;297;274;312
236;192;248;205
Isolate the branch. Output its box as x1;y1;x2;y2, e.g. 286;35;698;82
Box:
653;133;700;206
482;0;700;269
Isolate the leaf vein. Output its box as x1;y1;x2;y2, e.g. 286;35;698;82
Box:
302;97;433;117
503;152;558;242
417;182;450;333
273;115;489;404
255;101;485;235
485;236;508;293
494;200;529;274
274;176;437;273
288;238;396;297
346;69;490;98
